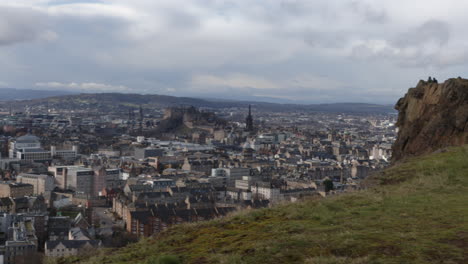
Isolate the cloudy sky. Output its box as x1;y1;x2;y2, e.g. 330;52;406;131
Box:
1;0;468;104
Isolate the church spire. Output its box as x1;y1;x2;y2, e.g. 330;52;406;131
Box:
138;105;143;133
246;104;254;132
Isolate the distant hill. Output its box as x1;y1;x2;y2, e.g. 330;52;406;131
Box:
0;92;395;114
55;146;468;264
0;88;75;101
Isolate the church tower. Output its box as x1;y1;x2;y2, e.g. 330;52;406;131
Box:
246;105;254;132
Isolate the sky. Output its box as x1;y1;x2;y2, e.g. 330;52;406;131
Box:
1;0;468;104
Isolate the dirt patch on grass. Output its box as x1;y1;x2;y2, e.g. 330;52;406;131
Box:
443;231;468;263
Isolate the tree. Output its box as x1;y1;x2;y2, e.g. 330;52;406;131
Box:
323;179;334;193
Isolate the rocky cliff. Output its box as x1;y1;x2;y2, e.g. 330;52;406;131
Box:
392;77;468;161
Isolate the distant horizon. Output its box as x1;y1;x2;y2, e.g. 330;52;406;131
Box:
0;86;397;106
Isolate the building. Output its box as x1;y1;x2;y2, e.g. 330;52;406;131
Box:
127;205;235;238
144;179;175;189
47;216;71;241
0;214;38;264
8;134;77;162
253;183;281;203
16;174;54;195
92;167;106;197
51;145;79;160
245;105;254;132
0;182;34;198
211;167;251;186
211;167;251;178
14;148;51;162
45;240;101;258
234;176;258;190
48;165;98;195
48;166;68;189
66;167;94;195
182;158;214;175
92;167;123;196
104;168;122;189
134;148;164;160
8;135;41;159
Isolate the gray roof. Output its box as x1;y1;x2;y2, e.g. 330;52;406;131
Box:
20;148;48;153
16;134;40;144
45;240;101;249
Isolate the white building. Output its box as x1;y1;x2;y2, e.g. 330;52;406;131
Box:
8;135;41;159
211;167;250;178
9;134;77;161
254;185;282;203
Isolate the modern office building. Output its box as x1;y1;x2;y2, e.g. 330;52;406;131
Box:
9;134;77;162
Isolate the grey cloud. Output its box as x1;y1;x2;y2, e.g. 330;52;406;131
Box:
164;9;200;30
279;1;311;16
349;1;388;24
0;6;55;46
393;19;449;48
350;19;452;68
303;30;350;49
3;0;468;105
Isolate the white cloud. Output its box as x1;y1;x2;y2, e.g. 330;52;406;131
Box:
35;82;130;92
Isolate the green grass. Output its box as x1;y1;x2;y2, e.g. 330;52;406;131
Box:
58;210;81;219
54;146;468;264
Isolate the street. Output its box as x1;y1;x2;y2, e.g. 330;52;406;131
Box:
93;207;124;236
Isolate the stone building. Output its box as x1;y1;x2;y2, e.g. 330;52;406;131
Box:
16;174;54;195
0;182;34;198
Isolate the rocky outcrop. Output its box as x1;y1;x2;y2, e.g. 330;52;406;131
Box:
392;77;468;162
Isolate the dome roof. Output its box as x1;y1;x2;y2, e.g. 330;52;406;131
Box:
16;134;40;144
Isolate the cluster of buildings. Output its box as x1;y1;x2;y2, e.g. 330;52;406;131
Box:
0;104;396;263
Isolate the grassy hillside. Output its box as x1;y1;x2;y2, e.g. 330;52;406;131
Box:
56;146;467;264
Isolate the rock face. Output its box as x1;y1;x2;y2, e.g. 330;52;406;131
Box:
392;77;468;162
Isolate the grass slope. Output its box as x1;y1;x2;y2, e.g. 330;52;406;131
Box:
58;146;468;264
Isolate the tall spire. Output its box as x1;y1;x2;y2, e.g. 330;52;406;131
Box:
139;105;143;133
139;105;143;121
246;104;254;132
